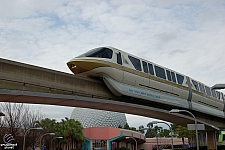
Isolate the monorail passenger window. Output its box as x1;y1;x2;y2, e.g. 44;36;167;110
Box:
166;70;172;81
199;83;205;93
216;91;220;100
176;74;184;85
192;80;199;91
117;52;122;65
142;61;148;73
155;66;166;79
171;72;176;83
148;63;154;75
128;56;142;71
211;89;217;98
205;86;212;96
85;48;113;59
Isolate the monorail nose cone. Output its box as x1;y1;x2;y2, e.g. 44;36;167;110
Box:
67;61;87;75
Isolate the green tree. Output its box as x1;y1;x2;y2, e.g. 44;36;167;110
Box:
171;124;195;148
123;122;130;130
145;124;163;138
56;117;85;150
158;128;170;137
38;118;57;133
37;117;85;150
37;118;57;149
138;125;145;134
122;122;137;131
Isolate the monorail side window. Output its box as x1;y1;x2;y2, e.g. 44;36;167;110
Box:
176;74;184;85
211;89;217;98
85;48;113;59
166;70;172;81
171;72;176;83
117;52;122;65
216;91;220;100
155;66;166;79
199;83;205;93
128;56;142;71
148;63;154;75
142;61;148;73
205;86;212;96
192;80;199;91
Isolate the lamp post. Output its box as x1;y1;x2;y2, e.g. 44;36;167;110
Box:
51;136;63;150
23;127;43;150
148;121;174;150
125;137;137;150
169;109;199;150
40;133;55;150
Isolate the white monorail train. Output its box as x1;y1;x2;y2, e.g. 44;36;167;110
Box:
67;46;225;118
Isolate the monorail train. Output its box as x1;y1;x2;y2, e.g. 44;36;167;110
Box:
67;46;225;118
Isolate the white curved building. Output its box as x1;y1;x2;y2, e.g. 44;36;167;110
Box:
70;107;127;128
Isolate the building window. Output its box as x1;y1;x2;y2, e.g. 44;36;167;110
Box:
111;141;117;150
93;140;107;150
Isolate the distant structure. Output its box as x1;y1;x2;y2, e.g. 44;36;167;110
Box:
70;107;127;128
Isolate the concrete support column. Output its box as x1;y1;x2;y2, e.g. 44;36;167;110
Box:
207;131;217;150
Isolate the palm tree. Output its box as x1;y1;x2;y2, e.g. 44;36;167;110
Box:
38;117;85;150
57;117;85;150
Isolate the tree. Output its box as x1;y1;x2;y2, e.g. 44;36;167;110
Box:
158;128;170;137
171;124;195;148
145;124;163;138
37;118;57;149
38;117;85;150
123;122;130;130
0;102;44;149
138;125;145;134
59;117;85;150
38;118;57;133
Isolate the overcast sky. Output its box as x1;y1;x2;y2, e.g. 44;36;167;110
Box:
1;0;225;129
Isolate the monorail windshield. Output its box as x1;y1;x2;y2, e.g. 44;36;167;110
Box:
78;47;113;59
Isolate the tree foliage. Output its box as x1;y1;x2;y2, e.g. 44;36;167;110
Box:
122;122;138;131
0;102;85;150
37;117;85;150
0;102;44;149
171;124;195;148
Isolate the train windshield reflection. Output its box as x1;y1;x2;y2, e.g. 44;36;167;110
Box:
78;47;113;59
